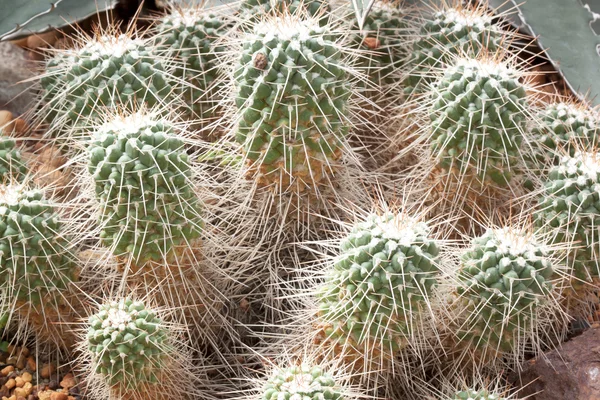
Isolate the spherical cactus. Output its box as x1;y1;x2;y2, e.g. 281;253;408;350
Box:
530;102;600;166
455;227;554;357
262;365;343;400
405;5;502;93
234;15;351;191
429;57;528;187
535;152;600;285
0;184;77;307
0;134;27;181
88;111;203;266
317;213;440;361
453;389;504;400
155;8;229;122
41;34;172;131
348;1;408;90
86;298;170;390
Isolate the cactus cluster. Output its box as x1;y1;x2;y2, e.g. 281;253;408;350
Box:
6;0;598;399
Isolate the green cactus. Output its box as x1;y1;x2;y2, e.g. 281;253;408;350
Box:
405;5;502;94
234;15;351;191
41;34;172;130
262;365;343;400
88;112;203;265
86;298;170;389
348;1;408;91
0;134;27;181
239;0;330;24
456;227;553;355
453;389;504;400
155;8;229;122
535;152;600;285
317;213;440;358
0;185;77;307
429;57;528;187
531;102;600;165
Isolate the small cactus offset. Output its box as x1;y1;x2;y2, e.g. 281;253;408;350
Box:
404;3;503;94
453;389;505;400
0;183;79;346
232;13;351;192
87;110;203;266
535;151;600;286
84;298;193;399
453;226;556;362
154;7;230;124
429;56;528;187
316;212;440;366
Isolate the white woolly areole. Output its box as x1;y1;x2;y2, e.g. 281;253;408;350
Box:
102;301;134;330
81;34;144;60
252;15;323;42
0;184;24;206
370;1;402;14
490;227;539;257
452;57;514;81
164;8;212;27
559;152;600;182
97;111;162;139
279;371;322;396
435;7;493;32
368;214;430;247
552;102;599;126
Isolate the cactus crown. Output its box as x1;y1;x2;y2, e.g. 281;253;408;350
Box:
453;389;504;400
88;111;203;265
0;184;77;306
317;213;440;355
456;227;553;353
234;14;350;191
86;298;170;389
430;56;528;186
262;365;343;400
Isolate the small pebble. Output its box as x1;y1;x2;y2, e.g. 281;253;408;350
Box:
0;367;12;377
50;392;68;400
28;395;35;400
59;374;75;390
0;111;12;128
47;381;58;391
40;364;54;379
16;396;26;400
5;378;16;389
14;377;23;388
20;374;31;384
25;358;35;373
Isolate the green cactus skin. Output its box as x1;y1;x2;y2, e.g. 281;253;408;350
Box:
239;0;330;24
456;228;553;355
453;389;504;400
349;1;408;89
0;134;27;181
41;35;172;128
430;58;528;187
234;16;350;191
262;365;343;400
88;113;203;265
317;213;440;358
156;9;228;122
0;185;77;307
405;6;502;93
535;152;600;284
86;298;170;389
531;102;600;165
